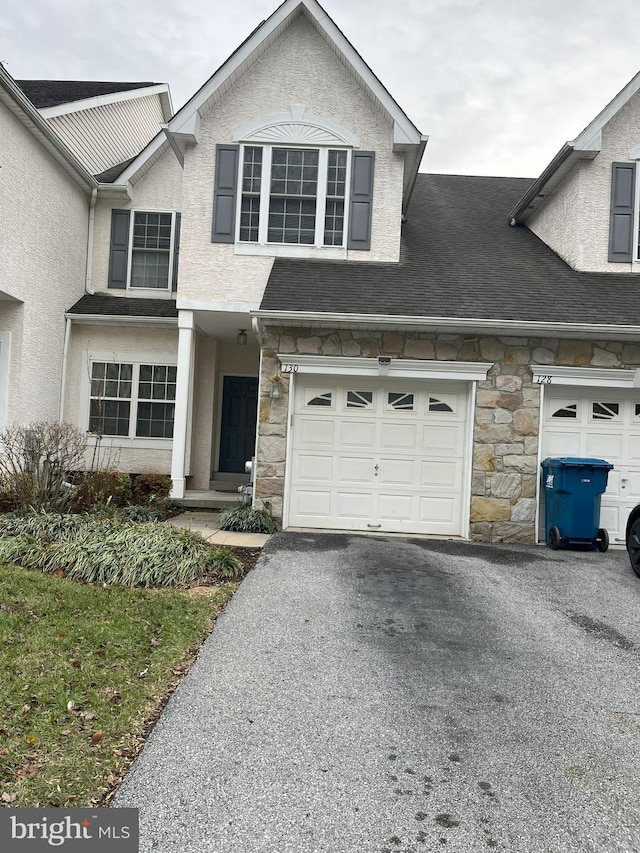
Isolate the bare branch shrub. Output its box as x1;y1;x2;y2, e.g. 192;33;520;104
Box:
0;422;87;512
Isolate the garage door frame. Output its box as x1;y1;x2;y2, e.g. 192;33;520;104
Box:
279;355;492;534
533;363;639;545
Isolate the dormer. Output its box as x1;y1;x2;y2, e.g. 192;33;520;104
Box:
510;70;640;274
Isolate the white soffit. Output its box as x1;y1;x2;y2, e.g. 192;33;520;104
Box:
277;354;492;381
531;364;639;388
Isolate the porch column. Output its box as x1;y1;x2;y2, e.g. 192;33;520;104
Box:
170;310;194;499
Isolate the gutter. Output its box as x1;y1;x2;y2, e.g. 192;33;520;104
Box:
252;309;640;341
64;313;178;327
508;143;573;224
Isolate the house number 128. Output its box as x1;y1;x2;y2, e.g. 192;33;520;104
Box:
535;375;552;384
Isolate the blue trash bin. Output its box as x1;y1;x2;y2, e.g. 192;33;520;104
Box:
541;457;613;551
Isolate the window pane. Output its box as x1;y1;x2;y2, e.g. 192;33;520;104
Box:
131;250;170;289
89;399;130;436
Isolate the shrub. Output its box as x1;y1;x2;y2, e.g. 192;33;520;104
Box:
132;473;172;506
68;470;132;512
0;512;241;587
219;505;278;534
0;422;86;512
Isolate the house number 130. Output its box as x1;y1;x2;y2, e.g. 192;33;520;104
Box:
281;364;299;373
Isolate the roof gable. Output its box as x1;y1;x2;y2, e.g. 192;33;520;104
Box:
511;69;640;223
118;0;426;201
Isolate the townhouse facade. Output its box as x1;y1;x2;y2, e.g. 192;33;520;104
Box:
3;0;640;546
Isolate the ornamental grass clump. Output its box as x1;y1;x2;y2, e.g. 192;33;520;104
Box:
0;513;242;587
220;504;278;534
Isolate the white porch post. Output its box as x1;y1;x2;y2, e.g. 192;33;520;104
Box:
170;310;194;499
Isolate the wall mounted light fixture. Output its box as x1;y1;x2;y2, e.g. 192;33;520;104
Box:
270;375;283;399
236;329;248;346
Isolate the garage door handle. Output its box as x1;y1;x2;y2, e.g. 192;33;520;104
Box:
367;523;381;528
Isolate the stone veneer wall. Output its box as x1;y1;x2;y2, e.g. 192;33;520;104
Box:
257;327;640;541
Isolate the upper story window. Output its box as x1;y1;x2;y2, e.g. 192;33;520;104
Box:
238;145;348;247
108;209;181;293
131;212;173;288
212;106;374;253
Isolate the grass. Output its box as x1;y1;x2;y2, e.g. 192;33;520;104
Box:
0;562;237;807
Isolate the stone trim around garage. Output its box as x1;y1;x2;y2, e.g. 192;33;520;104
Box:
256;327;640;542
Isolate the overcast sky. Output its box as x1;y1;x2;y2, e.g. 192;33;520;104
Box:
3;0;640;178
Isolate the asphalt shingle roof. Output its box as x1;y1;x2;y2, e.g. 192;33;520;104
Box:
16;80;160;109
261;173;638;327
68;294;177;319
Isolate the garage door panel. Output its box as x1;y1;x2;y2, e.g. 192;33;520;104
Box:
337;457;376;484
628;434;640;461
336;491;373;519
292;490;332;518
584;431;624;461
378;458;417;486
295;454;334;482
422;424;462;454
420;460;461;490
380;421;418;450
419;496;459;525
544;429;583;457
378;493;414;521
339;420;376;448
296;417;335;446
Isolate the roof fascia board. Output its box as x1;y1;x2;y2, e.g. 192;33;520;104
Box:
253;309;640;341
508;143;598;224
38;84;171;119
169;0;422;146
95;183;132;200
161;125;185;168
65;313;177;326
0;66;97;192
116;132;169;184
571;70;640;150
402;135;428;211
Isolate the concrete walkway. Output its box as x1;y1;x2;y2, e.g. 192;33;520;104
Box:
168;510;271;548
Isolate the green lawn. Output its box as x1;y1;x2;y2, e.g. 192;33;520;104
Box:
0;562;236;807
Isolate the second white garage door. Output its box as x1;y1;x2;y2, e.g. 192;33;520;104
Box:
287;377;470;535
541;387;640;544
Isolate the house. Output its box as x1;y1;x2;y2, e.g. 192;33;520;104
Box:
4;0;640;547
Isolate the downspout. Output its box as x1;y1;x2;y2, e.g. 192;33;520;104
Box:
85;187;97;294
59;316;72;423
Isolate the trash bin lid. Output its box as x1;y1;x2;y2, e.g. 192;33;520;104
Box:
541;456;613;470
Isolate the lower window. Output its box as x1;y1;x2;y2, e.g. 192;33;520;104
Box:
89;362;176;439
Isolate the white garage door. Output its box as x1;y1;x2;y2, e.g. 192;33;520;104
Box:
287;377;470;535
542;388;640;544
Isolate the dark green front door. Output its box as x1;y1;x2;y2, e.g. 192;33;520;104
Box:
219;376;258;473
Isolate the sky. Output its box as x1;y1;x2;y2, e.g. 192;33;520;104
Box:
3;0;640;179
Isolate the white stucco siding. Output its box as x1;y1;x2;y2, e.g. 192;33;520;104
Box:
0;100;88;424
65;323;178;474
47;95;165;175
91;149;184;294
529;89;640;273
180;15;403;307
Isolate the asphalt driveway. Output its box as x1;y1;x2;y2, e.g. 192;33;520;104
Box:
114;533;640;852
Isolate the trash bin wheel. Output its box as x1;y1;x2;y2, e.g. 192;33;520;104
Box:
596;528;609;553
548;526;561;550
627;517;640;578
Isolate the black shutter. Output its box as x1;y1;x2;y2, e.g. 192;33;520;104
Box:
107;209;130;288
608;162;636;263
212;144;239;243
347;151;375;251
171;212;181;292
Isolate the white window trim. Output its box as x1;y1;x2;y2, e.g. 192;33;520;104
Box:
126;210;176;294
236;143;351;251
80;351;177;450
